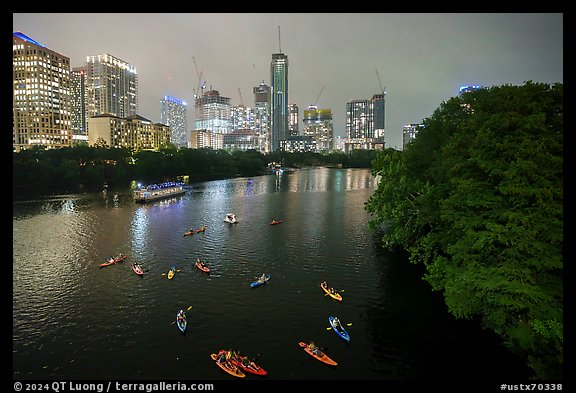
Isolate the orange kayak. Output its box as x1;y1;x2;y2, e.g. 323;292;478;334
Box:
298;342;337;366
195;259;210;273
210;353;245;378
320;281;342;302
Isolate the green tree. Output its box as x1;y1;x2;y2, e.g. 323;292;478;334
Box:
366;82;563;379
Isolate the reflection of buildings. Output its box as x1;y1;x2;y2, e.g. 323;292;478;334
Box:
345;93;385;153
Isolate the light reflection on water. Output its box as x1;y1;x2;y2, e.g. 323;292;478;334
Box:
13;168;529;381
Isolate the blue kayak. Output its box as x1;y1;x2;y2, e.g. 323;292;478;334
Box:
250;274;271;288
176;310;187;334
329;316;350;342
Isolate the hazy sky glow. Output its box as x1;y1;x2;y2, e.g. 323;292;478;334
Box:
13;13;563;149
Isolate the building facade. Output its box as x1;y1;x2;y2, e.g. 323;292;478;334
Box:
402;123;424;149
13;32;73;151
160;95;188;148
270;52;289;152
253;82;271;153
84;54;138;121
302;106;334;152
288;103;299;136
345;93;386;152
88;114;171;151
194;89;231;134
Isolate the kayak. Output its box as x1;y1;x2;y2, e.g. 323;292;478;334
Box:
320;281;342;302
195;258;210;273
131;263;144;276
270;220;283;225
251;274;271;288
298;341;337;366
224;351;268;376
183;230;194;236
176;310;187;334
99;254;127;268
329;316;350;343
210;353;245;378
195;226;207;233
167;267;176;280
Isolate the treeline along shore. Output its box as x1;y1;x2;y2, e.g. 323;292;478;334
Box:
13;146;378;188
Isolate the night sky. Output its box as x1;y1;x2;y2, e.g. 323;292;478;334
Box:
13;13;563;149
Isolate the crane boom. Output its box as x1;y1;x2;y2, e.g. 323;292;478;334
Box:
238;87;244;107
313;86;325;107
375;68;386;95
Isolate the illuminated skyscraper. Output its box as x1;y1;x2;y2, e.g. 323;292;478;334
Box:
84;53;138;119
303;106;334;152
253;82;271;153
345;93;386;152
13;32;72;151
270;52;289;152
160;95;188;148
194;89;231;134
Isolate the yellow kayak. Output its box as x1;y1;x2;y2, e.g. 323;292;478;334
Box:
167;267;176;280
320;281;342;301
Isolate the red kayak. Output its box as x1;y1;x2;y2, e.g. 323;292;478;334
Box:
218;350;267;376
270;220;283;225
195;258;210;273
131;263;144;276
99;254;127;268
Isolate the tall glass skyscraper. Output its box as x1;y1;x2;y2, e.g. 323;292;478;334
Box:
270;52;289;152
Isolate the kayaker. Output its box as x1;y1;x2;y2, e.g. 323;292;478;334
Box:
333;317;340;327
259;273;266;281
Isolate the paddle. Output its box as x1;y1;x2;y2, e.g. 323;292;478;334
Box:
326;322;352;330
170;306;193;324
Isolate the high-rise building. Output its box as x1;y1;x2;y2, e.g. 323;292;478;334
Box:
253;82;270;153
288;103;299;136
303;106;334;152
71;66;89;144
13;32;72;151
345;93;386;152
194;89;231;134
402;123;424;149
270;52;289;152
160;95;188;148
84;54;138;119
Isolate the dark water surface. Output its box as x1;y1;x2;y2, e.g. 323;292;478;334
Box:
13;168;530;382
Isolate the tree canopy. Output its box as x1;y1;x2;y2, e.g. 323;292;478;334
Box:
366;81;563;379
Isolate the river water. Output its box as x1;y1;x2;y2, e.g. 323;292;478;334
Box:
13;168;530;383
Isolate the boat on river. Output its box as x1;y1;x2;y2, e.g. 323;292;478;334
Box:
134;182;185;203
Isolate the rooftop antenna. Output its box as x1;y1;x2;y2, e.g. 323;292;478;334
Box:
278;25;282;53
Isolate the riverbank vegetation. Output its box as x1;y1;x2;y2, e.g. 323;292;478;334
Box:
365;81;563;379
13;146;378;188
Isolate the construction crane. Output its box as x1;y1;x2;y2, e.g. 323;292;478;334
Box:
238;88;244;107
192;56;205;129
375;68;386;96
311;86;324;108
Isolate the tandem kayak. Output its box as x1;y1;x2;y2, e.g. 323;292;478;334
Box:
320;281;342;302
251;274;271;288
131;263;144;276
220;350;268;376
195;258;210;273
210;353;245;378
329;316;350;343
99;254;127;268
298;341;337;366
176;310;187;334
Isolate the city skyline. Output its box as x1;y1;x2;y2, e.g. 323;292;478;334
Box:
13;13;563;150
